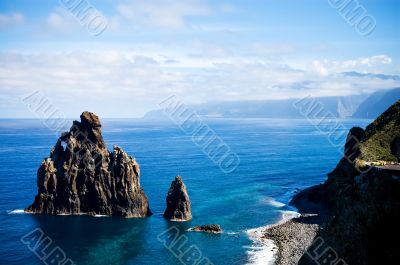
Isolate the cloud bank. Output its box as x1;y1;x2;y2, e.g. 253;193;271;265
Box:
0;51;399;118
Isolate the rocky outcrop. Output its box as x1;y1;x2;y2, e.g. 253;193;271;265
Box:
163;176;192;221
26;111;151;218
391;137;400;162
344;126;365;161
291;101;400;265
189;224;222;233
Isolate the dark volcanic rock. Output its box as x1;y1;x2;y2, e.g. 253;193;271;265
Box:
189;224;222;233
163;176;192;221
344;126;365;162
391;137;400;162
26;111;151;217
290;184;329;214
291;101;400;265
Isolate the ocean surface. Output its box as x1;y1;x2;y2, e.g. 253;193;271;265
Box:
0;118;370;265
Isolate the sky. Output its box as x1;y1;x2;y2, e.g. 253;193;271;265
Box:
0;0;400;118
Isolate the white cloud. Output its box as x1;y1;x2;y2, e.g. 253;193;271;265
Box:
46;8;82;33
312;60;329;76
311;55;393;75
115;0;210;29
0;51;399;118
0;12;24;28
0;51;181;118
343;55;392;67
47;12;70;31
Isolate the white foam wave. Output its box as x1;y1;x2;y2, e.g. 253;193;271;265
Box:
260;197;286;208
7;209;26;214
245;210;301;265
7;210;111;217
93;214;109;218
246;228;277;265
279;210;301;221
57;213;111;217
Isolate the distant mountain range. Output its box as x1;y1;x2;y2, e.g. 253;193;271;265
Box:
342;71;400;81
145;88;400;120
352;88;400;118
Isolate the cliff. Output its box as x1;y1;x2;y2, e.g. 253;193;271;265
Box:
26;111;151;217
292;101;400;265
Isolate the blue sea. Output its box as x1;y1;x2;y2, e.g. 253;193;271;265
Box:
0;118;370;265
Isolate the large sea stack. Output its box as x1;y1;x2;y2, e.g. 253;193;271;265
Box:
163;176;192;221
26;111;151;217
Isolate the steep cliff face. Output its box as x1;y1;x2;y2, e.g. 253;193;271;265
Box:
296;167;400;265
26;111;151;217
292;101;400;265
163;176;192;221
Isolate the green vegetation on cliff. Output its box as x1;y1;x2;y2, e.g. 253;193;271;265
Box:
360;100;400;162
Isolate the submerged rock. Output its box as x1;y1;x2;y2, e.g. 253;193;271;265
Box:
189;224;222;233
26;111;151;218
163;176;192;221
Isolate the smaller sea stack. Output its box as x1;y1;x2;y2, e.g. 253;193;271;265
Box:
163;176;192;221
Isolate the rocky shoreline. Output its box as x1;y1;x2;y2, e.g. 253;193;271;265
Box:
259;101;400;265
260;213;325;265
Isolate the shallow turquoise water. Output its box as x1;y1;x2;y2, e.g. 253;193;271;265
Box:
0;118;370;265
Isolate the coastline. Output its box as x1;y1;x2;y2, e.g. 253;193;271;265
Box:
247;192;329;265
261;213;323;265
246;210;301;265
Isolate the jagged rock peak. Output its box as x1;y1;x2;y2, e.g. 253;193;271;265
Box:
81;111;102;128
63;111;105;149
163;176;192;221
26;111;151;218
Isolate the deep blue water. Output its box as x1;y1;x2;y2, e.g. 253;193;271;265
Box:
0;118;370;265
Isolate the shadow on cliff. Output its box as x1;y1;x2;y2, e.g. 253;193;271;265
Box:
291;101;400;265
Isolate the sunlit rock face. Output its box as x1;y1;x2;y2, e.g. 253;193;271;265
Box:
26;111;151;218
